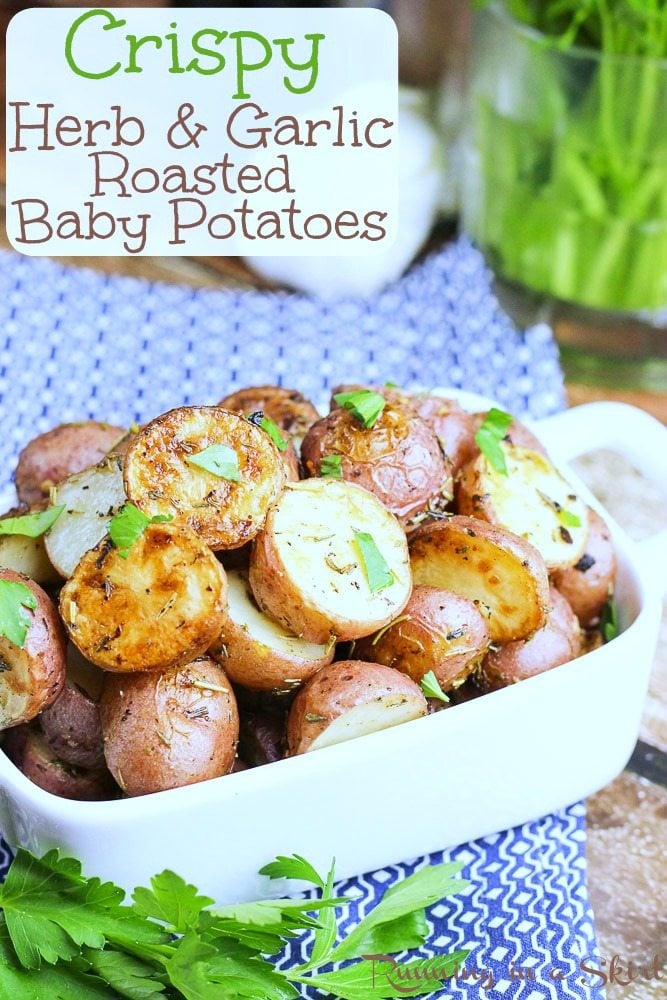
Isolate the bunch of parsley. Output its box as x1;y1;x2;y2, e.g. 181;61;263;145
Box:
0;849;469;999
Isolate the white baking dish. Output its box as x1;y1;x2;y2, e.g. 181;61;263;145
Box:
0;393;665;903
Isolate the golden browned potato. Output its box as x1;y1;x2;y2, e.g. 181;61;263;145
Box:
60;523;227;673
301;404;451;526
15;421;126;506
250;479;412;643
456;444;588;572
475;588;581;691
45;456;126;578
355;585;490;691
552;508;617;627
100;657;239;796
409;515;549;643
124;406;286;550
286;660;427;755
0;508;60;586
210;569;334;692
0;570;66;730
3;725;117;800
39;677;105;769
219;385;319;447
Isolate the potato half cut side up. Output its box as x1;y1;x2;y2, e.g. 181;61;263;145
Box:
0;570;67;730
250;479;412;643
45;456;126;578
124;406;286;550
210;568;334;692
456;443;588;572
287;660;427;755
100;657;239;796
409;516;549;643
59;523;227;672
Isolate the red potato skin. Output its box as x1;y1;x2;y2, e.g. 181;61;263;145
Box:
355;586;491;691
15;421;126;505
239;710;286;765
3;725;116;800
552;508;617;627
475;588;581;692
100;657;239;796
218;386;320;439
301;404;451;526
39;678;105;769
0;569;66;729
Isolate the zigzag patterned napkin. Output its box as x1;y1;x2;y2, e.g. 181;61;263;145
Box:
0;239;604;998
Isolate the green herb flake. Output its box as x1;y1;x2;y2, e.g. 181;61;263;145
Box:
559;509;582;528
384;381;399;388
353;531;394;593
186;444;240;481
474;408;514;477
419;670;450;703
109;504;173;559
259;417;288;453
320;454;343;479
333;390;386;429
601;597;619;643
0;505;65;538
0;579;37;647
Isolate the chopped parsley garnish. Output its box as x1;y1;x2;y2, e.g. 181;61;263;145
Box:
333;389;386;429
353;531;394;593
109;504;173;559
474;408;514;476
558;509;582;528
419;670;450;703
186;444;240;481
0;505;65;538
0;579;38;647
259;416;288;452
320;454;343;479
600;597;619;643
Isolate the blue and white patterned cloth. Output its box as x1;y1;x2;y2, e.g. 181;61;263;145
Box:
0;238;603;998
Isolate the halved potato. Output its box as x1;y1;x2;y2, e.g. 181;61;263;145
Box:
0;514;60;587
409;515;549;643
0;570;67;730
210;569;334;692
15;420;126;506
100;657;239;796
249;479;412;643
475;588;581;691
456;444;588;571
124;406;286;550
552;508;617;627
3;725;117;800
219;385;319;449
301;404;451;526
45;456;126;578
60;523;227;672
355;585;490;690
287;660;427;755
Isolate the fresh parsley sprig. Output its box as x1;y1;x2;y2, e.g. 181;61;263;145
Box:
600;596;619;643
0;579;38;647
353;531;394;593
474;408;513;477
0;505;65;538
186;444;241;482
320;455;343;479
109;503;174;559
0;848;469;999
419;671;450;704
334;390;386;430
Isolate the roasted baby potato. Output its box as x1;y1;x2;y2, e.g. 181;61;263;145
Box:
0;570;66;731
45;456;126;578
60;523;227;672
250;479;412;643
15;420;126;506
475;588;581;691
39;677;105;769
100;657;239;796
210;569;334;692
355;585;490;690
124;406;286;550
301;403;451;526
3;725;117;800
287;660;427;755
239;708;286;765
409;515;549;643
552;508;617;627
456;443;588;572
0;509;60;586
219;385;319;448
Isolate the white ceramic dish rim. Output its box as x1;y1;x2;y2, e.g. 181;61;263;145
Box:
0;388;665;829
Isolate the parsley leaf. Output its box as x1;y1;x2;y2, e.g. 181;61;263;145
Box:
186;444;240;481
0;579;37;647
109;504;173;559
0;505;64;538
474;408;514;477
601;597;619;643
259;854;325;888
258;417;288;452
0;924;111;1000
334;390;386;429
132;870;214;934
559;509;582;528
419;671;450;704
320;454;343;479
353;532;394;593
82;948;166;998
